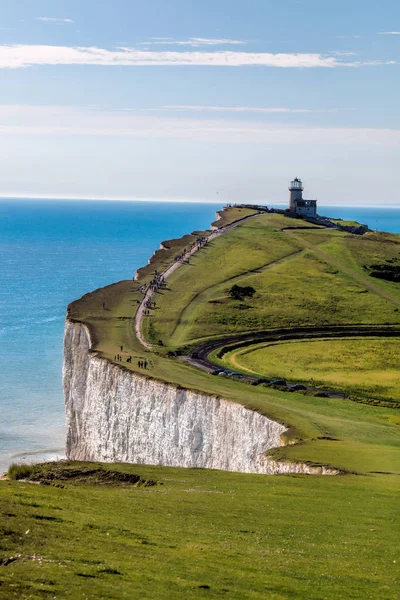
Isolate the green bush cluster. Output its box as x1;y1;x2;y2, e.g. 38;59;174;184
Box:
229;285;256;300
7;463;38;480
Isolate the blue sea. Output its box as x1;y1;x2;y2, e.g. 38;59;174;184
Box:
1;200;400;472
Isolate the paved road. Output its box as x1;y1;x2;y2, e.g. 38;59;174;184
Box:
178;325;400;396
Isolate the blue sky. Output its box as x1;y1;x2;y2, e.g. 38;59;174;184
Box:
0;0;399;205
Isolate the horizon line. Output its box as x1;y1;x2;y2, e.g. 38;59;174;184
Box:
0;195;399;209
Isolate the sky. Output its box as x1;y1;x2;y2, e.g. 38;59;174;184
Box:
0;0;399;206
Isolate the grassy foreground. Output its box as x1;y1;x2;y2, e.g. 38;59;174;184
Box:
0;462;399;599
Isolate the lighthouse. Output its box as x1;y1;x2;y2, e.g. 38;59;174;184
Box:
288;178;317;218
289;178;304;211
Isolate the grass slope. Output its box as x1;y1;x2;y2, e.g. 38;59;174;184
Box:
0;462;399;599
149;219;400;349
211;206;260;228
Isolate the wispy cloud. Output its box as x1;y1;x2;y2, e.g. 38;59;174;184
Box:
0;45;396;70
0;105;398;147
379;31;400;35
0;44;388;69
160;105;341;114
37;17;74;24
331;51;357;56
139;37;247;47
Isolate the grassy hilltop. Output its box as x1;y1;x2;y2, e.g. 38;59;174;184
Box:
1;207;399;598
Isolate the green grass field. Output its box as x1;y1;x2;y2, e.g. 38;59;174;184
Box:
329;218;364;228
0;462;399;599
210;206;259;228
220;337;400;402
2;207;400;598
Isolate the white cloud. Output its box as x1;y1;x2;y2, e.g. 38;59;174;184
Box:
379;31;400;35
139;37;247;47
0;104;398;147
37;17;74;24
161;105;340;114
0;44;394;69
354;59;398;66
0;44;344;69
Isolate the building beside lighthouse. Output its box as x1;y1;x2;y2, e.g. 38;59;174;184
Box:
288;178;317;218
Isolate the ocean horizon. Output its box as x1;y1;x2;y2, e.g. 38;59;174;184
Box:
1;199;400;472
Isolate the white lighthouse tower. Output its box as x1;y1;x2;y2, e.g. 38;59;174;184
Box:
289;177;304;211
288;177;317;218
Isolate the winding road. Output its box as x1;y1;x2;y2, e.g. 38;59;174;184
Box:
181;324;400;372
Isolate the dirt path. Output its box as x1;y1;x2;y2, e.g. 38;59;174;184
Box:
230;351;259;375
284;229;400;308
135;213;264;349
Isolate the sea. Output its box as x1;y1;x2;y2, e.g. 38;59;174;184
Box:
1;200;400;472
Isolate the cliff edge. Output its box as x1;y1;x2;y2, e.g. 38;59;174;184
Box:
63;320;337;475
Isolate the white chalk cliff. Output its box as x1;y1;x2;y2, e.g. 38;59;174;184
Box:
63;320;338;475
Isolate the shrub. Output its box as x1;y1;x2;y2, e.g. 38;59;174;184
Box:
229;285;256;300
7;463;38;480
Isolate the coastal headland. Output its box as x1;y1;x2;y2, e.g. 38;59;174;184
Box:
1;206;399;598
64;206;400;475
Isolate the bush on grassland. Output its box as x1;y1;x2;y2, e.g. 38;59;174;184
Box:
229;285;256;300
7;463;38;480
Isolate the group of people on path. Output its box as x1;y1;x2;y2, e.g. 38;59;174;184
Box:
174;235;209;263
148;270;166;292
144;299;156;310
114;353;132;363
174;249;189;263
114;350;148;369
139;270;167;314
195;235;209;248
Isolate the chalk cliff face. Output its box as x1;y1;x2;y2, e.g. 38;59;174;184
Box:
63;320;337;475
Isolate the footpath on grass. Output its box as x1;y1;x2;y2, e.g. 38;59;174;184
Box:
284;228;400;308
135;212;263;349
